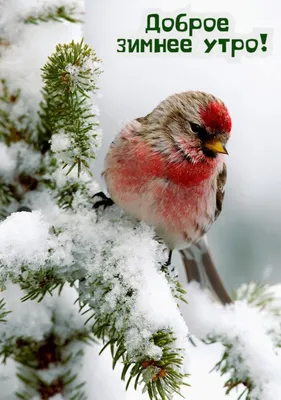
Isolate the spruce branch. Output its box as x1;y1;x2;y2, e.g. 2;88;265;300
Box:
39;40;102;176
12;333;89;400
0;28;188;399
55;180;92;210
24;5;83;25
0;298;10;323
0;182;14;206
234;282;281;316
0;208;189;400
0;286;95;400
198;281;281;400
80;291;188;400
160;260;188;305
19;269;66;303
208;339;253;399
0;79;32;145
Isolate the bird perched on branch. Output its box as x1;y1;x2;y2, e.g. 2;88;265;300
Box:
95;91;232;304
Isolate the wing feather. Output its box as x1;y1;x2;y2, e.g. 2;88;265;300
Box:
215;162;227;220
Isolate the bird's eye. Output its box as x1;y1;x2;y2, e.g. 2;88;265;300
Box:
189;122;203;133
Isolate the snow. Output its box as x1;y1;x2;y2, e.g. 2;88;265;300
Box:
13;142;42;175
47;43;103;168
0;205;189;367
0;283;53;342
81;338;239;400
0;284;90;399
50;131;72;153
0;211;50;275
0;283;90;344
0;0;84;43
0;19;82;129
180;282;281;400
3;279;281;399
0;142;42;184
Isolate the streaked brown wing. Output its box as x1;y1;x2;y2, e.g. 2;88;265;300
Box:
215;162;227;220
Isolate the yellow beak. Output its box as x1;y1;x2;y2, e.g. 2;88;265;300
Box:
205;140;228;155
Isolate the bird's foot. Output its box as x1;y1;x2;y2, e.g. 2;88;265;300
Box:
92;192;114;210
161;250;175;272
165;250;172;267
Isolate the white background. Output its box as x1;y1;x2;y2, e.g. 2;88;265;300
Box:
85;0;281;291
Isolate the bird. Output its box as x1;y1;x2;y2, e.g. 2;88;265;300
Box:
95;91;232;304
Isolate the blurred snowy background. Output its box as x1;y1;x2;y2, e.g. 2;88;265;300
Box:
85;0;281;293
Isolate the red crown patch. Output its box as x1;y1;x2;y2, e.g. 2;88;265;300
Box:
200;101;232;134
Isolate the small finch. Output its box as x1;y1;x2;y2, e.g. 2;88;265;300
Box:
98;91;232;304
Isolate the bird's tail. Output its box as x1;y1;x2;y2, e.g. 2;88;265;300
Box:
179;235;232;305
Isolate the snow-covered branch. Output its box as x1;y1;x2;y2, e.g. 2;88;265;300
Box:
0;284;92;400
181;282;281;400
41;39;103;176
0;202;189;399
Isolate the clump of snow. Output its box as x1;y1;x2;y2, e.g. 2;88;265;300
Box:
67;208;189;360
0;211;50;275
0;283;53;342
65;63;79;82
0;283;90;355
0;201;189;369
0;142;42;184
50;131;72;153
181;282;281;400
13;142;42;175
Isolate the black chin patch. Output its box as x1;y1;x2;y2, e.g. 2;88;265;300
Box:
202;147;218;159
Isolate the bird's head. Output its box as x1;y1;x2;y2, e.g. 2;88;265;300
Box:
144;91;232;163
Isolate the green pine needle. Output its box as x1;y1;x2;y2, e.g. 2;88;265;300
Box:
24;5;82;25
39;39;102;177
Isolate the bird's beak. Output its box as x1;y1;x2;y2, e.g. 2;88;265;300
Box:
205;140;228;155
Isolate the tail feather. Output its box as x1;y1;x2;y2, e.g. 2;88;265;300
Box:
180;235;232;305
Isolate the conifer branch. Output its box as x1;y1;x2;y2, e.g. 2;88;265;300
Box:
0;79;32;145
203;282;281;399
39;40;102;176
24;5;83;25
0;298;10;323
1;321;93;400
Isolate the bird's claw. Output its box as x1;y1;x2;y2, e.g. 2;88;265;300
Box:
92;192;114;210
92;191;108;200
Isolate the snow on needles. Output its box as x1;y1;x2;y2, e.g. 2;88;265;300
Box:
181;282;281;400
0;9;82;130
0;283;89;347
0;211;50;276
0;206;189;364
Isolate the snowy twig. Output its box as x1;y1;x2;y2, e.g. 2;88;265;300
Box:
24;5;83;25
181;282;281;400
40;40;102;176
0;285;93;400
